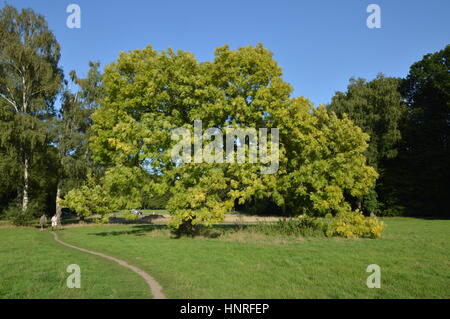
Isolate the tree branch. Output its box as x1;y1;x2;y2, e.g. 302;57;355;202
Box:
0;92;19;113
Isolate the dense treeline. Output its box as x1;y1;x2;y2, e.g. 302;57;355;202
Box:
0;5;448;226
329;46;449;218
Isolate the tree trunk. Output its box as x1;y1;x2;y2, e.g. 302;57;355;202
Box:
357;197;362;210
22;155;29;213
56;183;62;223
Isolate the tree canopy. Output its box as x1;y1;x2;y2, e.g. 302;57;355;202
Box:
328;74;405;214
67;44;378;230
0;5;62;214
393;45;450;217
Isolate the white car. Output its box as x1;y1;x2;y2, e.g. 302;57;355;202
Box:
130;209;143;216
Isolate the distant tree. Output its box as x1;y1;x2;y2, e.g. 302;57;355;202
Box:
54;62;103;219
0;5;62;213
0;140;20;213
395;45;450;217
329;74;405;214
60;175;115;222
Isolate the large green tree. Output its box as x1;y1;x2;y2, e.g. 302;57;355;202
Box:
0;5;62;213
65;44;377;230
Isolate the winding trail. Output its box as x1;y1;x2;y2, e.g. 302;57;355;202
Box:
51;231;166;299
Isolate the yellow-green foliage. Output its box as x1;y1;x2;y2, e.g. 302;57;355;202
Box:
60;177;116;218
88;44;379;231
167;168;234;229
92;216;110;224
325;210;385;238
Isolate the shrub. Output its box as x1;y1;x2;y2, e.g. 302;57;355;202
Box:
92;216;110;224
60;177;116;219
379;205;406;217
325;210;385;238
239;212;386;239
253;216;326;237
4;202;43;226
171;219;207;238
122;210;140;222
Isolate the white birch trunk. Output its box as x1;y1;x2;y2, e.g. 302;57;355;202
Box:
22;155;29;212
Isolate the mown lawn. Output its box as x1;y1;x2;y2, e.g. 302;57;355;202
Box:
59;218;450;298
1;218;449;298
0;227;149;299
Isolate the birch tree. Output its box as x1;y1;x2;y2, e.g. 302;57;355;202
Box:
0;5;62;212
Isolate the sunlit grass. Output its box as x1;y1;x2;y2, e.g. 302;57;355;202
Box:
55;218;450;298
0;228;150;299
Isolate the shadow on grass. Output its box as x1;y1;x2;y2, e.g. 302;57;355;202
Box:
172;223;256;239
88;223;254;239
108;214;165;224
89;224;167;237
58;214;166;227
60;218;91;226
33;225;68;231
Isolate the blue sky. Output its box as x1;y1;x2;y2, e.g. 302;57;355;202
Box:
6;0;450;106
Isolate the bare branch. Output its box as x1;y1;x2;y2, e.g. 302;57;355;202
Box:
22;66;28;113
0;92;19;112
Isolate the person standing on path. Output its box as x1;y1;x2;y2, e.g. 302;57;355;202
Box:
51;214;58;230
39;214;47;231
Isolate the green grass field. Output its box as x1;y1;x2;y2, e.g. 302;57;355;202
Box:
1;218;449;298
0;226;149;298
